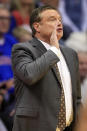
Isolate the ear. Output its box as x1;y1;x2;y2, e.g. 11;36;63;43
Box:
33;22;40;33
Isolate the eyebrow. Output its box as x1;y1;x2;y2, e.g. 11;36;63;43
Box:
48;16;61;20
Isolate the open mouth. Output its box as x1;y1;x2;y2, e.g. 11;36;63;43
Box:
56;28;63;35
57;28;63;31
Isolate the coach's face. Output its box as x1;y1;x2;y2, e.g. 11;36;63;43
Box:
34;9;63;41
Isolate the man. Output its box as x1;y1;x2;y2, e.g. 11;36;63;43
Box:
0;5;17;87
12;6;81;131
0;5;17;131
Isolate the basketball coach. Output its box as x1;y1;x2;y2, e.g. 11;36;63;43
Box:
12;5;81;131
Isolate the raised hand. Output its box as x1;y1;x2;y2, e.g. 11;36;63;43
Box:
50;24;60;49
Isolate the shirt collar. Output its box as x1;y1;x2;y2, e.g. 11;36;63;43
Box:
38;39;51;50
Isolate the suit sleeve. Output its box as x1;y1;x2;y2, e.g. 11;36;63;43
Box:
12;44;59;86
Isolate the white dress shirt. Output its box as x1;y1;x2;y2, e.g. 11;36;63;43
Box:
39;39;73;126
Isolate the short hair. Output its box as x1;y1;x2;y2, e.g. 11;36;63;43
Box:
30;5;56;37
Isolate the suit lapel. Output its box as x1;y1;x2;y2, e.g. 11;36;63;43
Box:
31;37;47;55
60;46;75;98
52;66;61;85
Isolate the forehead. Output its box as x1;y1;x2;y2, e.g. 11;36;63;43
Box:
0;8;10;15
40;9;61;20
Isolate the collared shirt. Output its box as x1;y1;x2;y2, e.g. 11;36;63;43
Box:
39;39;73;125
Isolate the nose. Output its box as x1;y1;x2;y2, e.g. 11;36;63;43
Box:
58;20;62;25
56;19;62;27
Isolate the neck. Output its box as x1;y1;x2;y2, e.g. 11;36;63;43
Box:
35;34;50;45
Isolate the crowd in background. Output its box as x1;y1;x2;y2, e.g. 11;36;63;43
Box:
0;0;87;131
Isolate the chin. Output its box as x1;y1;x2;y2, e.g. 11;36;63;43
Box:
57;34;63;40
57;31;63;39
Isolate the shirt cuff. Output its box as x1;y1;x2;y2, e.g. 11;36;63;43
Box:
50;46;61;59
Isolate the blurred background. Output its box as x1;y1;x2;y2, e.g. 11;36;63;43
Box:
0;0;87;131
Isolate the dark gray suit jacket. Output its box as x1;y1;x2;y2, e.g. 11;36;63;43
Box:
12;38;81;131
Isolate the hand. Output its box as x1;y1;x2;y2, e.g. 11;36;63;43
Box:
50;25;59;49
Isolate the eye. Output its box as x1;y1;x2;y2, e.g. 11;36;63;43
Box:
49;17;56;21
